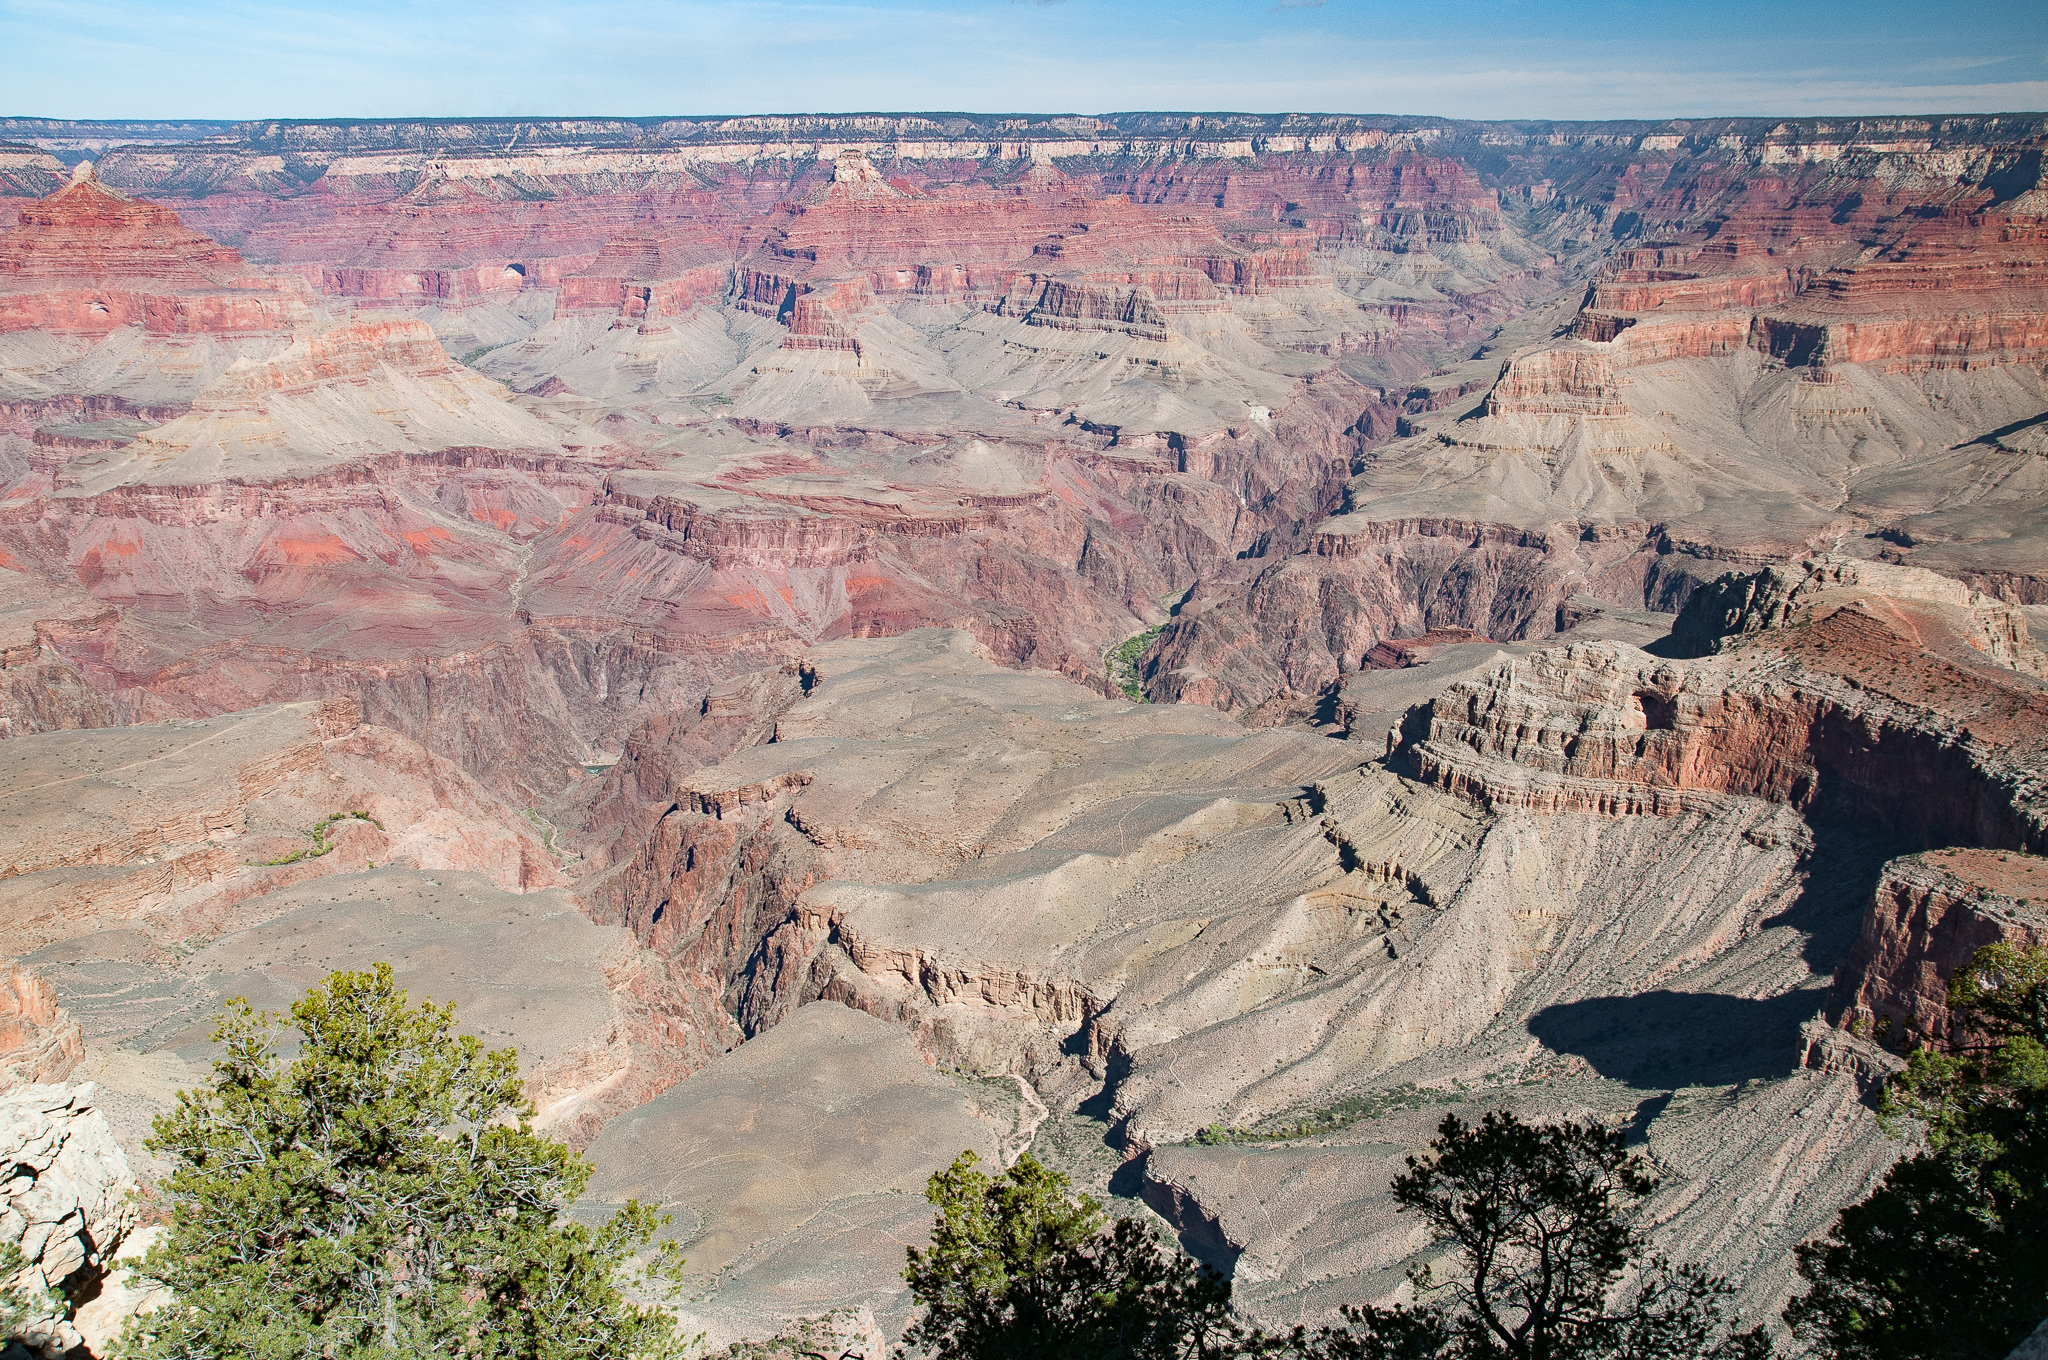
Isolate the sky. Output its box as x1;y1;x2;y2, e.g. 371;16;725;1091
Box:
2;0;2045;123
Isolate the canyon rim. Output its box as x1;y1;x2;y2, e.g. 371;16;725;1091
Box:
0;104;2044;1352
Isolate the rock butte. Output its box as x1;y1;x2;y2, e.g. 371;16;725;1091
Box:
0;110;2045;1347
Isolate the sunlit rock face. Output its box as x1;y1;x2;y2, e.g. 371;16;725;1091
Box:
3;110;2047;1347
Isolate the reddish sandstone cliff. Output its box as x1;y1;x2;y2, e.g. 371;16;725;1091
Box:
0;962;83;1089
1830;849;2047;1044
0;166;309;335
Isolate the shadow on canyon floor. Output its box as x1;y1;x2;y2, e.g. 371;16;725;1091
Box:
1529;810;1903;1098
1527;988;1818;1091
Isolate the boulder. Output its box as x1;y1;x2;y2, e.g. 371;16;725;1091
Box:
0;1083;137;1358
725;1305;888;1360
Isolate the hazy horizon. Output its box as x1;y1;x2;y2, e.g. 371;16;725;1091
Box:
3;0;2043;124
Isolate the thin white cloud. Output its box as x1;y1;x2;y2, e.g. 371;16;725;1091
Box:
2;0;2043;120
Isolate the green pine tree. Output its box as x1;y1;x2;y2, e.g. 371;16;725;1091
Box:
903;1150;1251;1360
117;964;689;1360
1300;1112;1771;1360
1;1240;64;1349
1785;942;2048;1360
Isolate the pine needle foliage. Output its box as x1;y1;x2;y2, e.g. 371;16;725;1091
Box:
1298;1112;1771;1360
1785;942;2048;1360
902;1151;1249;1360
118;964;688;1360
0;1241;64;1348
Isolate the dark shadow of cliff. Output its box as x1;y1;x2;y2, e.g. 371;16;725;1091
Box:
1773;797;1920;977
1137;1158;1244;1279
1528;988;1818;1090
1622;1091;1673;1145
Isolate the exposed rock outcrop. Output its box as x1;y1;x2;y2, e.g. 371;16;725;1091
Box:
1671;557;2046;676
546;613;2009;1333
0;1083;138;1358
1831;849;2048;1044
2009;1316;2048;1360
0;966;81;1091
1405;559;2048;853
0;165;310;337
6;109;2048;1352
724;1307;887;1360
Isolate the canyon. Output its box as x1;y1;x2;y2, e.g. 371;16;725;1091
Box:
0;110;2044;1349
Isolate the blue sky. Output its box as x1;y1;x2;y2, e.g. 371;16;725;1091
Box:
2;0;2044;122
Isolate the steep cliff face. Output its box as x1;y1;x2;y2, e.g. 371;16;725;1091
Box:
17;113;2040;784
554;622;1934;1334
0;964;83;1089
1406;560;2048;852
1830;849;2047;1044
2;111;2046;1348
1128;124;2048;718
1670;555;2047;674
570;629;1353;1078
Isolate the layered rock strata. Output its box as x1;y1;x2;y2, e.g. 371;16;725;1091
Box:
1831;849;2047;1044
1407;561;2048;848
0;164;309;337
552;552;2045;1334
0;1083;138;1358
1140;133;2048;717
2;109;2047;1351
0;964;82;1090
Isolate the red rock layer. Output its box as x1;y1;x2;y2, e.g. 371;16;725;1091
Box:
0;366;1366;798
0;170;307;335
1408;596;2048;854
1101;154;1502;244
0;962;84;1088
1831;849;2047;1044
1569;141;2048;374
557;233;729;318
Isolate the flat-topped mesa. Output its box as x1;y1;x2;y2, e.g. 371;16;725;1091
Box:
1014;276;1171;341
1411;642;1819;816
0;699;565;960
1830;849;2048;1045
782;277;874;352
1481;345;1630;417
556;233;731;321
0;163;310;334
1584;266;1798;316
